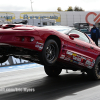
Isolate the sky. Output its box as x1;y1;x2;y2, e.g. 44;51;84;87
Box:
0;0;100;11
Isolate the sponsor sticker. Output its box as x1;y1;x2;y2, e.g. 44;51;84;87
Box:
60;55;65;59
85;59;95;68
35;42;44;50
66;51;73;55
64;57;70;61
85;60;91;66
64;51;95;69
73;56;77;60
72;53;77;56
77;56;81;62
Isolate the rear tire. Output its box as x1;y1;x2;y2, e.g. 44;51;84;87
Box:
87;56;100;80
41;39;59;66
44;65;62;77
0;55;9;63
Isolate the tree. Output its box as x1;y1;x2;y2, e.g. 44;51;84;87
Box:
67;6;73;11
57;6;84;11
74;6;84;11
79;7;84;11
57;7;62;11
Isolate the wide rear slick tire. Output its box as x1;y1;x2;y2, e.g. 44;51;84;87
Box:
41;39;59;66
87;56;100;80
44;65;62;77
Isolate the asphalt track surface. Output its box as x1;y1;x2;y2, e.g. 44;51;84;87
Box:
0;41;100;100
1;63;100;100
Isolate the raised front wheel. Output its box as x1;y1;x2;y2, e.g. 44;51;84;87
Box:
41;39;59;66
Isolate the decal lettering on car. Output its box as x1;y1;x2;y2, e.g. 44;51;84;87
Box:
60;55;65;59
72;53;77;61
73;56;77;60
66;51;73;55
35;42;44;50
76;44;88;50
85;59;95;69
85;60;91;66
72;53;77;56
64;50;95;69
77;56;81;62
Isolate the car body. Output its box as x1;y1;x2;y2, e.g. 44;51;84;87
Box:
0;24;100;80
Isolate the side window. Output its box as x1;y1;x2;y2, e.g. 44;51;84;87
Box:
69;30;90;43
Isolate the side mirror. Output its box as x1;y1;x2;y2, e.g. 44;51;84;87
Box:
69;34;79;39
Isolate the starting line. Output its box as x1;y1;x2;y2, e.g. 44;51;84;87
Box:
0;63;43;73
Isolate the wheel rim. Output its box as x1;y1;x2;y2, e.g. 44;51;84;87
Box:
46;44;56;62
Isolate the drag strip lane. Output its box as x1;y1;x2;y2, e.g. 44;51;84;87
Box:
0;66;100;100
0;63;43;73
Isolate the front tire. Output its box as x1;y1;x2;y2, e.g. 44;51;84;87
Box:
87;56;100;80
41;39;59;66
0;55;9;63
44;65;62;77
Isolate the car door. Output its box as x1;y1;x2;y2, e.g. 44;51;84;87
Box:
65;29;96;68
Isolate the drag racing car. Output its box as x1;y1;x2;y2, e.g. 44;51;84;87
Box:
0;24;100;80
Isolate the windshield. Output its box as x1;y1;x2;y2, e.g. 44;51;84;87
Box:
44;26;72;34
